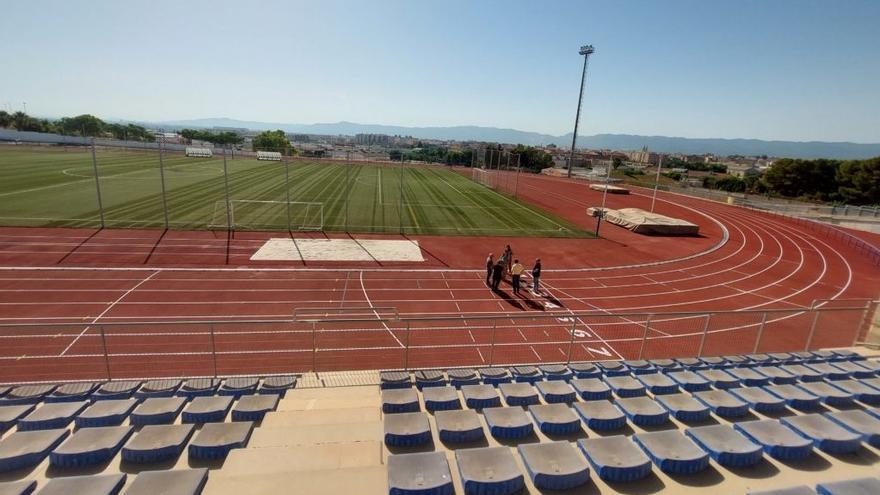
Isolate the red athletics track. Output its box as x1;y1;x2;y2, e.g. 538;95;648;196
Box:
0;173;878;382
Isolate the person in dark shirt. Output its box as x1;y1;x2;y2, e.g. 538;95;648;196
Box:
531;258;542;294
485;253;494;285
491;261;504;291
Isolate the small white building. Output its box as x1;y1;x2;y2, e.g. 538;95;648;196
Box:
185;147;212;158
256;151;282;161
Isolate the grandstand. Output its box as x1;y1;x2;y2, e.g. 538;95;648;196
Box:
185;147;213;158
256;151;282;161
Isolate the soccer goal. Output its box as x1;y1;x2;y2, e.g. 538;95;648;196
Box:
472;167;496;189
208;200;324;231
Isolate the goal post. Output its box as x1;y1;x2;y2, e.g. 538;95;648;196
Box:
208;200;324;231
472;167;495;189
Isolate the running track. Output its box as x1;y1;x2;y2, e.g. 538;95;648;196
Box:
0;172;877;382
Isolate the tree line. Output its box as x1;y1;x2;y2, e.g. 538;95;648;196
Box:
0;111;155;142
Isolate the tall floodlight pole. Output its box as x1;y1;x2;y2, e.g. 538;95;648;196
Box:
567;45;595;178
650;155;663;213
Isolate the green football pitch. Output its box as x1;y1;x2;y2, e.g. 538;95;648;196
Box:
0;147;591;237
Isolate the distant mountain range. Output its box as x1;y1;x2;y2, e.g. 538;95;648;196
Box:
146;117;880;159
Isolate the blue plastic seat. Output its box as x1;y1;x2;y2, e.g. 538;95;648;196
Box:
745;353;774;366
461;384;501;409
648;359;680;372
510;366;542;384
655;393;710;422
447;369;479;388
734;419;814;460
693;389;749;417
852;360;880;376
723;355;751;367
414;369;446;390
605;376;646;398
675;357;708;371
535;381;576;404
35;473;126;495
768;352;795;363
816;477;880;495
483;407;534;439
50;425;134;468
0;428;69;472
781;414;862;454
518;441;590;490
434;409;484;444
478;367;511;386
668;371;711;392
45;382;99;403
456;447;524;495
17;401;87;431
636;373;679;395
498;383;539;407
616;397;669;426
825;410;880;447
539;364;573;381
764;385;821;410
577;435;651;482
188;421;253;460
729;387;786;413
696;369;740;389
380;371;413;390
779;364;824;382
123;469;209;495
0;385;55;406
567;362;602;379
755;366;798;385
829;379;880;405
0;405;34;433
570;378;612;401
832;360;876;379
795;382;854;407
387;451;454;495
528;404;581;435
93;381;141;401
828;349;865;361
422;386;461;412
573;401;625;431
727;367;771;387
804;363;850;381
231;394;279;422
177;378;221;398
218;377;259;398
75;399;138;428
384;412;432;447
633;430;710;475
596;360;629;377
623;360;656;375
685;424;763;467
134;379;182;399
130;397;186;426
699;356;729;369
258;376;297;397
382;388;420;414
121;424;195;463
181;396;233;423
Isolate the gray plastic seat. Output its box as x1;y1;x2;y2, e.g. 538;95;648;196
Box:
232;394;279;422
518;441;590;490
130;397;187;426
422;386;461;412
258;376;297;396
46;382;99;403
435;409;484;444
804;362;850;380
414;369;446;389
605;376;646;397
676;357;706;369
447;368;479;388
655;393;710;422
596;360;628;376
779;364;824;382
832;360;875;378
387;452;453;495
696;369;740;389
218;377;259;397
35;473;126;495
455;446;524;495
94;381;141;401
700;356;728;368
0;385;55;405
570;378;611;400
616;397;669;426
76;399;138;428
177;378;221;398
0;480;36;495
746;353;773;365
755;366;797;384
498;383;538;406
723;355;750;366
636;373;679;394
478;367;511;385
781;414;861;454
0;405;34;432
380;371;412;390
50;425;134;468
633;430;709;475
796;382;854;407
384;412;431;447
188;421;253;459
734;419;814;460
623;360;656;375
382;388;420;414
483;407;534;439
135;379;182;399
648;358;679;371
573;401;625;431
0;429;69;472
577;435;651;482
767;352;795;362
824;410;880;447
539;364;573;381
535;381;576;403
17;401;88;431
693;390;749;417
765;385;821;410
816;477;880;495
121;424;195;464
727;367;771;387
568;362;602;379
122;468;209;495
729;387;786;413
830;379;880;405
510;366;542;383
461;384;500;409
668;371;711;392
528;404;581;435
685;424;763;467
181;396;234;423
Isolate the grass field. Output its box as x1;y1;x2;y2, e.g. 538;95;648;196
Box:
0;147;591;237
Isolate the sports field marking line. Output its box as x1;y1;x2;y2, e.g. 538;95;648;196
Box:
440;272;475;345
58;270;159;357
359;270;404;348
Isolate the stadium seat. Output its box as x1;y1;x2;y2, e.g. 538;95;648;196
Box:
746;353;774;365
421;386;461;412
178;379;221;399
573;401;626;431
728;387;786;413
816;477;880;495
768;352;795;363
747;486;816;495
605;375;646;397
727;367;772;387
35;474;126;495
668;371;712;392
510;365;542;383
483;406;534;439
121;424;195;464
796;382;854;407
623;360;656;375
0;405;34;432
699;356;729;369
648;358;680;372
685;424;763;467
181;396;234;423
791;351;822;363
577;435;652;482
231;394;279;422
764;385;821;410
633;430;710;475
518;441;591;490
829;379;880;405
383;412;431;447
734;419;814;460
779;364;824;382
498;383;539;406
134;379;181;399
723;355;750;367
455;446;524;495
258;376;297;397
675;357;707;370
804;363;850;381
0;480;36;495
854;359;880;375
570;378;612;400
50;425;133;468
130;397;186;426
567;362;602;379
528;404;581;435
381;388;420;414
865;377;880;391
218;377;259;398
828;349;865;361
0;429;69;472
635;373;679;394
45;382;99;403
0;386;10;399
824;410;880;447
16;401;87;431
188;421;253;460
810;350;835;362
478;367;511;385
596;360;629;377
386;452;454;495
696;369;740;389
434;409;484;444
755;366;798;385
461;384;501;409
122;468;209;495
93;381;141;401
693;390;749;417
655;393;711;422
414;369;446;389
447;369;480;388
0;385;56;406
616;397;670;426
535;381;576;403
832;360;876;379
538;364;573;381
75;399;138;428
781;414;862;454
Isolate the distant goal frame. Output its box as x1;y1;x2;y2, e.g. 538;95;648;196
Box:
209;199;324;231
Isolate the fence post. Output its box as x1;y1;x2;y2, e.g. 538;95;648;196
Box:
399;161;405;234
404;322;411;371
753;312;768;353
311;322;318;372
90;139;106;228
854;300;874;345
488;319;497;366
222;148;232;231
285;161;291;231
804;310;822;351
345;152;350;231
638;315;652;359
99;324;111;381
697;314;712;357
209;324;218;378
566;319;577;364
157;137;170;229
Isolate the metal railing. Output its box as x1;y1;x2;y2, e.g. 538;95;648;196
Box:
1;300;875;384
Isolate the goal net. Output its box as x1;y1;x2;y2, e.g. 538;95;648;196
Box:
209;200;324;231
472;168;496;189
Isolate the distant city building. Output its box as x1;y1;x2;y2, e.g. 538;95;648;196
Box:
355;133;392;146
726;162;763;178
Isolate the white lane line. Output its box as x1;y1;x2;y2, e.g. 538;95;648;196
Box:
536;279;624;360
359;270;404;348
59;270;159;356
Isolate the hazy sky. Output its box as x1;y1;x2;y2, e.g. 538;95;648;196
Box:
2;0;878;142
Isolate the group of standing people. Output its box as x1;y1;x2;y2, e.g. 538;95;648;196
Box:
486;244;542;296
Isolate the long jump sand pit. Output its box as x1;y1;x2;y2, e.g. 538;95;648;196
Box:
250;238;425;262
